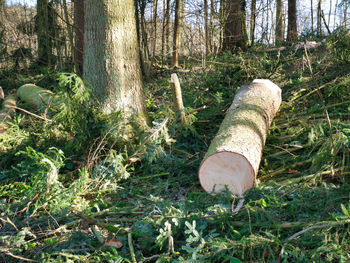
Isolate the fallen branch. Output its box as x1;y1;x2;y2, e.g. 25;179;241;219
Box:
9;105;53;123
286;219;350;241
128;232;137;263
2;250;37;262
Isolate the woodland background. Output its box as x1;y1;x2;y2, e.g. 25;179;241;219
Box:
0;0;350;262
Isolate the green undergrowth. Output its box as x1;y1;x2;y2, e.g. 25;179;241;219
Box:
1;36;350;262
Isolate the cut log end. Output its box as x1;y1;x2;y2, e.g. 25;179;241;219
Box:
199;151;255;196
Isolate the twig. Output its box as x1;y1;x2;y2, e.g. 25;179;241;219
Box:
259;159;312;181
140;254;161;263
187;105;208;114
128;232;137;263
9;105;53;122
286;219;350;241
2;250;37;262
14;192;41;216
0;217;19;231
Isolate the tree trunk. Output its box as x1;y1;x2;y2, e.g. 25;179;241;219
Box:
74;0;84;75
199;79;282;196
84;0;148;122
204;0;209;56
165;0;171;56
311;0;314;36
276;0;283;43
287;0;297;41
161;0;166;65
172;0;184;67
37;0;50;65
344;1;348;28
210;0;215;52
317;0;322;36
250;0;256;45
223;0;247;50
152;0;158;58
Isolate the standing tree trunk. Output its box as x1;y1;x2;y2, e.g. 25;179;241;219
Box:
152;0;158;58
210;0;215;52
172;0;184;67
250;0;256;45
344;1;348;28
276;0;283;43
287;0;298;41
317;0;322;36
204;0;209;55
165;0;171;56
223;0;247;50
37;0;50;65
74;0;84;75
84;0;148;121
311;0;314;36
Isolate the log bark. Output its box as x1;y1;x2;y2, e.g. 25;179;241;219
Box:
198;79;282;196
0;95;16;133
17;84;59;110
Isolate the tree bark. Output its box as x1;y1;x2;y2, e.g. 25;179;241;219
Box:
152;0;158;58
199;79;282;195
287;0;298;41
276;0;283;43
317;0;322;36
223;0;247;50
74;0;84;75
165;0;171;56
311;0;314;35
17;84;59;111
250;0;256;45
37;0;50;65
204;0;209;55
170;73;186;124
210;0;215;52
172;0;184;67
83;0;148;122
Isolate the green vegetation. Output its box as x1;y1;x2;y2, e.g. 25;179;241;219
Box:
1;35;350;262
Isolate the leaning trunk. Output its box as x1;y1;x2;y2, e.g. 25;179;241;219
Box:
199;79;282;195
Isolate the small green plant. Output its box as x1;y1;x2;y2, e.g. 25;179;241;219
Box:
326;26;350;63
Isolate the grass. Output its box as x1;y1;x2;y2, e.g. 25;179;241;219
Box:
1;40;350;262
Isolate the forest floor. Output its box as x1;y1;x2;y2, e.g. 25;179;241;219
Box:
1;38;350;262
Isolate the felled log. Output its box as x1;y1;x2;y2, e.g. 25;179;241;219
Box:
198;79;282;196
17;84;60;111
0;95;17;133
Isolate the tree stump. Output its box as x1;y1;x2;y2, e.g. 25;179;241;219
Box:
198;79;282;196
